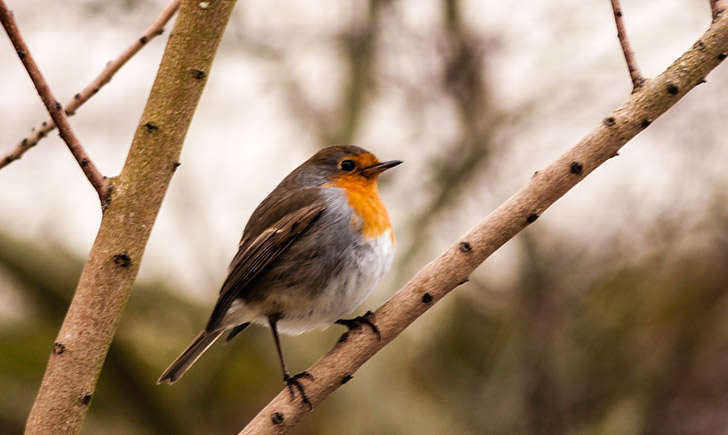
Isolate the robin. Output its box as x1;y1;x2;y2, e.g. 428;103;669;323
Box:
157;145;401;407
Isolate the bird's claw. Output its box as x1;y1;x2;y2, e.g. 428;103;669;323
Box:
284;371;314;410
336;310;381;342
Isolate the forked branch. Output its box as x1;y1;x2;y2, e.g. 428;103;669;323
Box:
610;0;646;91
241;12;728;434
0;0;180;171
0;1;108;202
24;0;238;433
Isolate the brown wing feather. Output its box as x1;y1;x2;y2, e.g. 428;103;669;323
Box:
205;202;324;332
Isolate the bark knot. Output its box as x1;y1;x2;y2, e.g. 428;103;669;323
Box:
52;342;66;355
570;161;583;174
271;412;284;425
113;253;131;268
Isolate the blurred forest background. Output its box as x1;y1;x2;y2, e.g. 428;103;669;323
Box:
2;0;728;434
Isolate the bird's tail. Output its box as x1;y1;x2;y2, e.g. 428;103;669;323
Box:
157;330;223;385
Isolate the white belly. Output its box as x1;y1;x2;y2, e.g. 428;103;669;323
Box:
272;228;394;334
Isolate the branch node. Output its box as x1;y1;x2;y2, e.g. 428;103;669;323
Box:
570;161;583;174
526;213;539;223
458;241;472;253
421;292;433;304
52;343;66;355
271;412;284;425
112;253;132;268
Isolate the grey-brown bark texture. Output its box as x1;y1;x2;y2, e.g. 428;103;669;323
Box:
24;1;237;433
241;12;728;434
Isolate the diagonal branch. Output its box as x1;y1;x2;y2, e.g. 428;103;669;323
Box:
712;0;727;21
0;1;108;202
610;0;646;91
240;12;728;434
0;0;180;171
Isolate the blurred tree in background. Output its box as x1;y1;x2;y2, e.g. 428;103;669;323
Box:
1;0;727;433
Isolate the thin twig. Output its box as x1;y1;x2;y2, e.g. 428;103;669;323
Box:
610;0;645;91
0;1;108;201
241;11;728;434
712;0;727;21
0;0;180;171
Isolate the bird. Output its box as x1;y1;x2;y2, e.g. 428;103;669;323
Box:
157;145;401;407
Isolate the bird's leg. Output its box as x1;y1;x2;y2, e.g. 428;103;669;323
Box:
336;310;381;343
268;316;314;409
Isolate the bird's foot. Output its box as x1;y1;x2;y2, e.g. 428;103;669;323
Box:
284;371;314;410
336;310;381;343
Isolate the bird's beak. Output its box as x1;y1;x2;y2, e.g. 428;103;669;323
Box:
361;160;403;177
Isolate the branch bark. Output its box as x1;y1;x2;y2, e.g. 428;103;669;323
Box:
241;12;728;434
0;0;180;170
0;1;108;201
610;0;646;91
24;1;237;433
712;0;726;21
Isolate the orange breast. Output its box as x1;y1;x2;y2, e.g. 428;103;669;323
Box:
329;175;393;241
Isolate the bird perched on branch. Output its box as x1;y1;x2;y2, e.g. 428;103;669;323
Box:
157;145;401;407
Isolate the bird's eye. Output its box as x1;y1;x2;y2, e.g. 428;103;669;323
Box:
340;160;356;171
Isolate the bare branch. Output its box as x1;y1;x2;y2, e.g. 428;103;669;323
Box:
0;1;108;201
610;0;646;91
0;0;180;171
712;0;727;21
241;12;728;434
23;0;238;433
